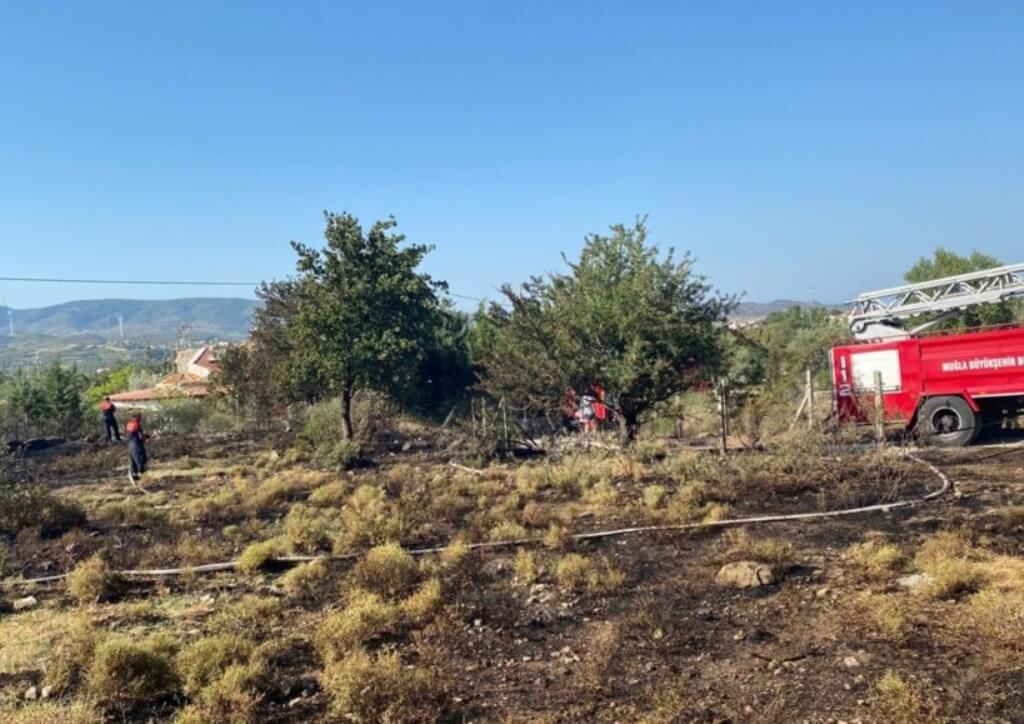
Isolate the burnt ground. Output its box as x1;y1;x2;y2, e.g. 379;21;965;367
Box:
2;434;1024;723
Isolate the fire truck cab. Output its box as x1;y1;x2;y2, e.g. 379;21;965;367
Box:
832;264;1024;446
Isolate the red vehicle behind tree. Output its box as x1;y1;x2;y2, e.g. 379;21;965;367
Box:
832;264;1024;446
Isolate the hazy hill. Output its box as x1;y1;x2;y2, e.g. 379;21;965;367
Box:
0;298;259;343
731;299;843;321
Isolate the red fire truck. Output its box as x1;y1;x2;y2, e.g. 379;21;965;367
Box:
832;264;1024;446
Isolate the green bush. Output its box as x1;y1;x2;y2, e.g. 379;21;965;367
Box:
176;635;254;696
149;399;208;435
314;438;362;472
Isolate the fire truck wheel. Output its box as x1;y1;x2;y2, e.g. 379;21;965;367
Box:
916;396;979;447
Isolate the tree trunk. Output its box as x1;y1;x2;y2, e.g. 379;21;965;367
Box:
340;386;354;441
618;408;639;446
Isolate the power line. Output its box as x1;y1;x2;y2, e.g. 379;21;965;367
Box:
0;275;487;302
0;276;256;287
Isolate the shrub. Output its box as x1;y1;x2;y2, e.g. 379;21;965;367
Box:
67;554;121;605
642;485;667;510
584;480;619;507
176;635;254;696
4;702;99;724
334;484;403;550
543;523;570;551
314;439;362;473
315;590;401;663
400;577;443;624
489;520;529;542
151;399;208;435
923;558;984;599
0;484;86;537
236;538;287;574
513;549;540;584
279;559;330;602
555;554;593;590
178;661;264;724
44;616;99;694
968;588;1024;648
208;596;282;637
725;530;794;566
309;480;349;506
86;637;179;708
352;543;420;600
284;503;339;553
848;540;903;574
321;649;443;722
876;670;940;723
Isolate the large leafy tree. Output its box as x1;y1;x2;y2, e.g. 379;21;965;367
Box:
480;219;733;444
254;212;446;439
905;248;1018;328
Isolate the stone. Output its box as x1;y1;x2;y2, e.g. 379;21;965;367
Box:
13;596;38;611
716;561;775;588
897;573;931;590
24;686;38;701
40;685;53;699
815;587;830;598
843;656;860;668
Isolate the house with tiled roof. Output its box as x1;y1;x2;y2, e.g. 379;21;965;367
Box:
109;346;221;408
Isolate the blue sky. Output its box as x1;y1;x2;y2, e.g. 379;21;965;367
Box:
1;2;1021;309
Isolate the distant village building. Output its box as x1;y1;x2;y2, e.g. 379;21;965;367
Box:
109;347;221;409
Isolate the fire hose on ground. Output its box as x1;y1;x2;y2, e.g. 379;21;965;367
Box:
5;452;954;587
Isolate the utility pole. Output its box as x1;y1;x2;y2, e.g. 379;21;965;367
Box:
118;313;124;340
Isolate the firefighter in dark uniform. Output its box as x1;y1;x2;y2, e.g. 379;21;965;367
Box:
99;396;121;442
126;413;147;478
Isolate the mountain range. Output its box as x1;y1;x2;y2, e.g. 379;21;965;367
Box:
0;298;259;343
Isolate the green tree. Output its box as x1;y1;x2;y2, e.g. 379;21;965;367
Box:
41;361;86;438
255;212;446;439
905;248;1017;328
480;219;733;444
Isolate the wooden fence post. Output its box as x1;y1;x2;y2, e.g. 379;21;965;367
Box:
717;379;729;454
806;368;816;430
873;371;885;443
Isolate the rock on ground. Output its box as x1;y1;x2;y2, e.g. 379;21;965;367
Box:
716;561;775;588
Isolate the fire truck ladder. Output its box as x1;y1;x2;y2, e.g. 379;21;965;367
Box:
849;262;1024;340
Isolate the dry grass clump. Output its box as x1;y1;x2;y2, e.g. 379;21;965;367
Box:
95;497;169;528
44;615;99;694
724;530;795;567
176;660;264;724
489;519;530;542
400;578;444;624
246;474;314;513
663;482;713;523
513;549;540;584
966;586;1024;650
67;554;122;605
334;484;405;550
555;553;626;593
279;558;330;602
584;480;619;507
913;532;985;598
176;635;254;696
642;485;667;510
308;479;349;506
175;533;231;566
543;523;570;550
321;648;444;723
236;537;287;573
579;621;620;693
848;539;904;574
208;595;282;637
4;701;99;724
86;636;180;709
352;542;420;599
876;670;941;723
183;487;244;525
852;592;910;641
315;590;401;663
284;503;341;553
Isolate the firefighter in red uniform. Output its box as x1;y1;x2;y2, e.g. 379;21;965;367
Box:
126;413;147;477
99;397;120;442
